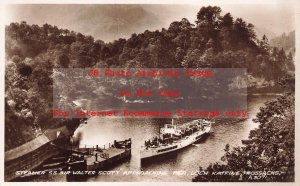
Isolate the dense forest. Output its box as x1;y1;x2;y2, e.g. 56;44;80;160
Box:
5;6;295;150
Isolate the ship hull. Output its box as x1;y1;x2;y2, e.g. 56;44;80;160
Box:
140;126;211;160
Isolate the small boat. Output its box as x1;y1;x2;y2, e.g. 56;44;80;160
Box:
140;119;212;160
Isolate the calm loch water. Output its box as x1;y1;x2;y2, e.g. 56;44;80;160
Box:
31;95;278;182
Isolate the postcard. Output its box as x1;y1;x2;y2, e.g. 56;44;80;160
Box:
2;1;298;185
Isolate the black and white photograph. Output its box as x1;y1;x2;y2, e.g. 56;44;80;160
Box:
2;1;297;184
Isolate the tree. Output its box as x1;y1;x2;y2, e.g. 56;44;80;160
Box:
259;35;270;54
42;23;50;38
17;63;32;77
175;47;185;63
56;54;70;68
168;21;181;34
221;13;233;28
232;18;256;48
8;22;19;40
219;13;234;49
196;6;222;38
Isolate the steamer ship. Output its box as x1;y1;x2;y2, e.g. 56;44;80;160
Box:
140;119;213;160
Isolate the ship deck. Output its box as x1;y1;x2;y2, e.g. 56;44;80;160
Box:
144;129;208;148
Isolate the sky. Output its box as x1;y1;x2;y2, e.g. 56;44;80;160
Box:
5;3;295;42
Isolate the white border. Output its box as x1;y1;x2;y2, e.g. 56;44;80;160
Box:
0;0;299;186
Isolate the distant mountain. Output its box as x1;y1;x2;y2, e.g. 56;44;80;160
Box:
7;4;166;42
270;31;295;55
7;4;294;43
74;5;165;42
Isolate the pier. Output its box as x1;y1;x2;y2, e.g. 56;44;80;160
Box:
85;146;131;171
67;139;132;174
11;138;132;181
